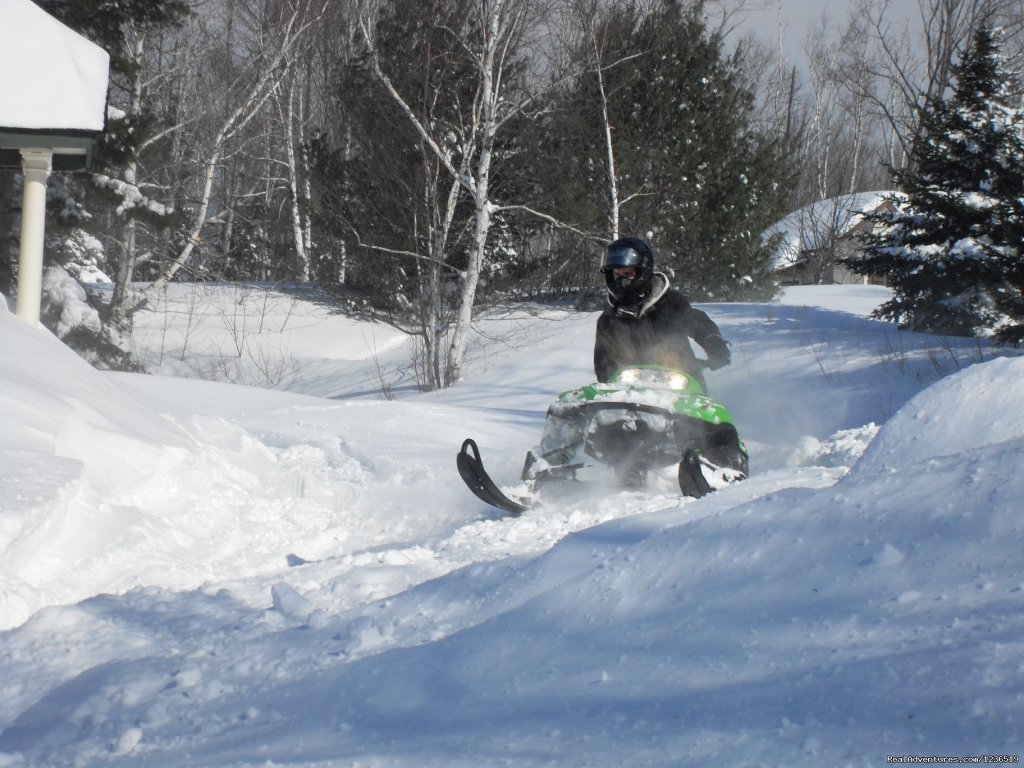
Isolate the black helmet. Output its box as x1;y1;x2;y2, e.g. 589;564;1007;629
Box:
601;236;654;304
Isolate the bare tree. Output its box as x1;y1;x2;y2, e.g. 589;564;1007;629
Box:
837;0;1024;170
558;0;657;239
801;16;885;201
137;0;327;305
275;39;315;281
357;0;557;387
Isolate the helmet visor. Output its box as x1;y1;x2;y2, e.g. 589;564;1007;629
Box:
601;245;643;272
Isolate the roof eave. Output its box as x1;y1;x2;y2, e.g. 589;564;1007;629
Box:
0;127;102;171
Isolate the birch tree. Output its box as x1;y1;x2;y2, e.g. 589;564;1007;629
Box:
137;0;326;306
312;0;479;389
800;17;888;203
565;0;797;299
571;0;661;240
357;0;549;387
274;46;314;282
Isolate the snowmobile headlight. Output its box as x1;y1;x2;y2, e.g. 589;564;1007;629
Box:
665;372;689;390
616;368;689;389
618;369;640;385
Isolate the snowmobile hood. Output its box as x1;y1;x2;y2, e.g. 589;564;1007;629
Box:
554;365;737;428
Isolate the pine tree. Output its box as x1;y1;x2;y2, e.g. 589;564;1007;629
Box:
311;0;480;311
567;0;799;300
847;24;1024;340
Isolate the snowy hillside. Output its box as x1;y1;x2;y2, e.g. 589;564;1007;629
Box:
1;285;1022;767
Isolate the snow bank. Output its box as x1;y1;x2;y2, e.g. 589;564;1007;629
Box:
0;313;190;523
0;311;352;629
855;355;1024;472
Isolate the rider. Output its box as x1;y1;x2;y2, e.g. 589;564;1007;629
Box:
595;236;731;388
521;236;734;485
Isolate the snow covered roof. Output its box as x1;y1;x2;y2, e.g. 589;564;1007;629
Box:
0;0;109;169
764;191;906;270
0;0;109;131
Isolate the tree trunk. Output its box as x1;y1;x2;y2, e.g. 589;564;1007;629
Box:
444;0;505;386
283;75;310;282
109;33;147;327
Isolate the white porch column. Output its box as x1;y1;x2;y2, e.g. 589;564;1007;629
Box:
15;148;53;325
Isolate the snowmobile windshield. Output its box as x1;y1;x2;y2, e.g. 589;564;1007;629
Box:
601;245;644;272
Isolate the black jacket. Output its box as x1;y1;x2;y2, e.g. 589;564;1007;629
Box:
594;274;730;383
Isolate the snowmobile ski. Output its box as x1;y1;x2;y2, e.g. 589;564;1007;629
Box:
678;449;715;498
678;449;747;498
457;438;531;516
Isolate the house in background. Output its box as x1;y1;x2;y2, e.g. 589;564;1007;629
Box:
0;0;109;325
764;191;905;286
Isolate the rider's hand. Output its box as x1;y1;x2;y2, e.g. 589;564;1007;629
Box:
704;336;731;370
706;352;730;370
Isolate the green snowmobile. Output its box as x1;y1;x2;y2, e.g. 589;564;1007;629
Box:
458;364;748;514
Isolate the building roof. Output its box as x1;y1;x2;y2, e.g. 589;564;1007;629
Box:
0;0;109;133
764;191;907;270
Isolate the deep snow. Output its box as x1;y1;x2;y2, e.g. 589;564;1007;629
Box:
1;283;1022;767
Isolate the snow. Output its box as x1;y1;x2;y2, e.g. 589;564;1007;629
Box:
41;267;102;338
92;175;172;217
0;0;109;132
1;282;1023;766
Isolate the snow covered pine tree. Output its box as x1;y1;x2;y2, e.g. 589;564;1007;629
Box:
846;24;1024;342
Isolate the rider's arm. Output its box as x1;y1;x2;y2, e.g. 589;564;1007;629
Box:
593;316;617;382
685;307;731;369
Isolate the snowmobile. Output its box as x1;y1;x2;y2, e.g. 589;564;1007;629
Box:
457;364;748;515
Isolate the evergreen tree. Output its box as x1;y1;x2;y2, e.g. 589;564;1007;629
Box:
847;24;1024;341
33;0;189;367
36;0;189;76
311;0;478;311
512;2;641;299
639;1;798;300
537;0;798;301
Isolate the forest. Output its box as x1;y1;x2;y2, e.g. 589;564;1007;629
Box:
3;0;1023;388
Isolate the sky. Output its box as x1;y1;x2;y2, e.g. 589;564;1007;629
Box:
729;0;920;66
1;280;1022;766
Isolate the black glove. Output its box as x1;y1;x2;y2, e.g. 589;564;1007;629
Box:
704;336;731;370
